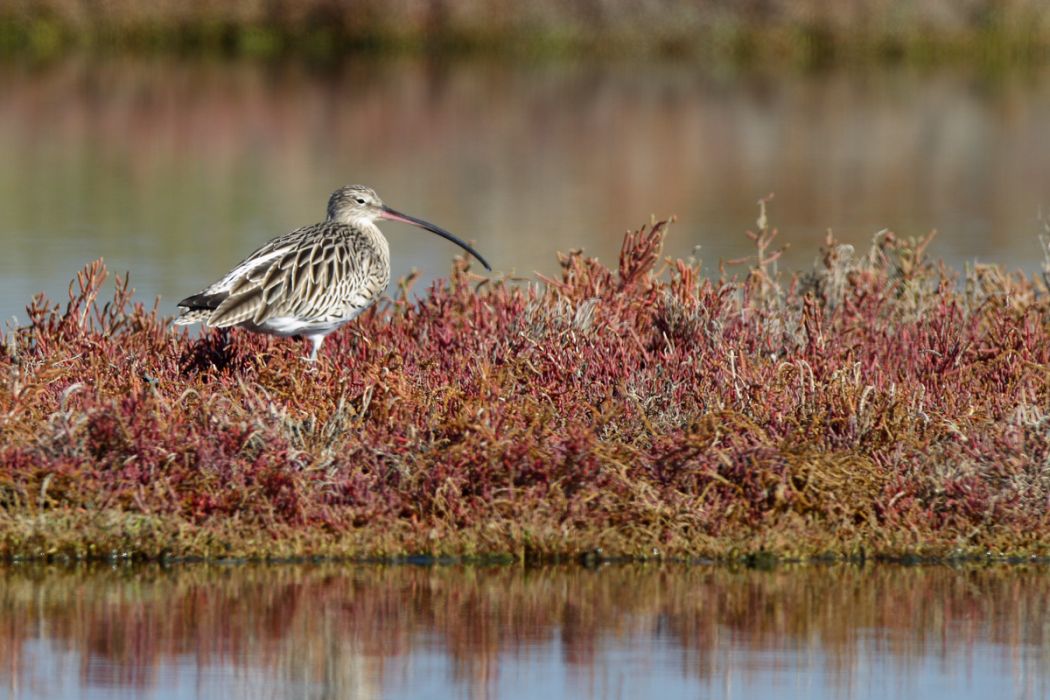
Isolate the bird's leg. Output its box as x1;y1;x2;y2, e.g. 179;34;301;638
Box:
305;334;325;362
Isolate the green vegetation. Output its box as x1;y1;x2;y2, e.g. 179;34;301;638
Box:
2;211;1050;562
1;1;1049;64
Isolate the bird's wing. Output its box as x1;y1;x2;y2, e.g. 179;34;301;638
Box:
178;224;372;328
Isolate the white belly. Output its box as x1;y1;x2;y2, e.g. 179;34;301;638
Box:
245;308;366;338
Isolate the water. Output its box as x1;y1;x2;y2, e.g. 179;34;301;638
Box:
3;57;1050;323
0;563;1047;699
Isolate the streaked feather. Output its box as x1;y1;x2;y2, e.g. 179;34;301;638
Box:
176;220;391;335
211;291;265;328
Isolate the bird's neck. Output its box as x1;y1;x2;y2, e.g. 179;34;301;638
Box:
329;215;391;271
359;220;391;268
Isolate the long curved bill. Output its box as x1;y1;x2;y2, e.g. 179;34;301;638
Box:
380;206;492;271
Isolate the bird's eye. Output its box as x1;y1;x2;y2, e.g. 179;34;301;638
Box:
355;197;367;204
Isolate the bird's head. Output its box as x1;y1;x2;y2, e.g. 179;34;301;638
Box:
325;185;492;271
326;185;385;226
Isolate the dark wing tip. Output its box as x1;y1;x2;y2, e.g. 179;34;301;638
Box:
177;292;226;311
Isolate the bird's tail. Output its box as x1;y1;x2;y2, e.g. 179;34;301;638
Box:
173;309;212;326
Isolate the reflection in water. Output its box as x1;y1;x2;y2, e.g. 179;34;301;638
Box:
0;563;1047;699
3;58;1050;322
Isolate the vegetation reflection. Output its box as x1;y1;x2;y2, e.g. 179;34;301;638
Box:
1;564;1048;697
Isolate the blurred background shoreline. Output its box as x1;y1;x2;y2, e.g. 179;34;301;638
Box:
3;0;1050;66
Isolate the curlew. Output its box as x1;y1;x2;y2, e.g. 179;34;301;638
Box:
175;185;491;361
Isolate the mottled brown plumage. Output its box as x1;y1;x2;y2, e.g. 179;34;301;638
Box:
175;185;491;360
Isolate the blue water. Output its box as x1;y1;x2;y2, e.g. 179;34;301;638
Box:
1;563;1046;700
5;58;1050;325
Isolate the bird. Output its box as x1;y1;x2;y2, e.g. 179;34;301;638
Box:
174;185;491;361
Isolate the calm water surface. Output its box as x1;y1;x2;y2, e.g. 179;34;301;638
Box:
0;563;1047;699
3;57;1050;322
